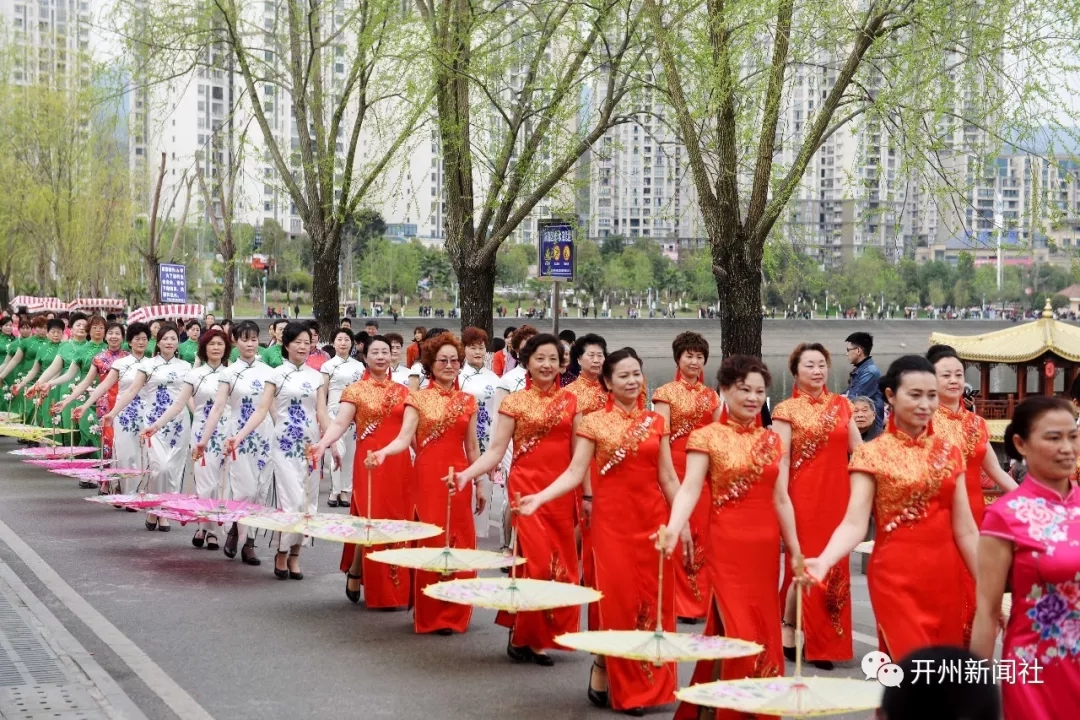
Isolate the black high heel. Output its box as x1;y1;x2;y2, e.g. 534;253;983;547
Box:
191;530;205;548
287;550;303;580
205;532;219;551
782;620;797;662
507;635;528;663
587;662;608;708
241;539;261;566
223;524;239;558
274;551;289;580
345;573;362;603
145;519;158;532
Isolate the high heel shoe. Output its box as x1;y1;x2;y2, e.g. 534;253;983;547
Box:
223;524;239;558
191;530;206;548
205;532;219;551
287;550;303;580
587;662;608;708
327;495;340;508
274;551;289;580
782;620;797;662
241;540;261;566
345;573;362;603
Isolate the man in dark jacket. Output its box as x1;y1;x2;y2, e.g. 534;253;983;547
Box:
844;331;884;433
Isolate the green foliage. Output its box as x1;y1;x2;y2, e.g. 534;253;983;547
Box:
1051;293;1071;311
495;244;532;287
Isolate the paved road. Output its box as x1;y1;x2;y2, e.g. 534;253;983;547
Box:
0;447;884;719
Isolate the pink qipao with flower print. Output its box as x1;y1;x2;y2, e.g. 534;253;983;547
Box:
981;477;1080;719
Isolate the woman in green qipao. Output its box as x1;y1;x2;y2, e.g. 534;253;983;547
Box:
12;319;65;427
0;318;43;423
31;314;89;434
0;317;17;412
178;320;201;364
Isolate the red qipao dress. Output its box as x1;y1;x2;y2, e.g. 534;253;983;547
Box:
849;421;966;659
674;410;785;720
563;374;608;629
577;404;676;712
774;389;854;663
406;385;478;634
981;478;1080;720
495;384;579;649
652;377;719;620
339;375;414;608
934;404;992;644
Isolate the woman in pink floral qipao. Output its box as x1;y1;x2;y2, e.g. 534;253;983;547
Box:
972;396;1080;719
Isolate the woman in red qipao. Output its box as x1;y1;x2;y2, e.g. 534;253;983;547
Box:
661;355;799;720
371;333;481;635
651;331;720;624
804;355;980;661
519;348;685;716
457;333;579;665
563;333;608;625
773;343;861;668
928;344;1017;645
310;335;413;609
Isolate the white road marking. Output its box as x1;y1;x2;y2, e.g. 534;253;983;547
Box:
853;630;879;647
0;517;215;720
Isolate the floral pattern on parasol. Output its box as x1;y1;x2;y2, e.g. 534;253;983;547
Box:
241;512;442;546
24;458;106;470
555;630;762;665
158;498;269;526
423;577;601;612
85;493;195;509
675;676;883;716
367;547;526;574
53;468;145;484
10;446;98;458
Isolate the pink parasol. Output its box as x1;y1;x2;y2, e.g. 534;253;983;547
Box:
24;458;106;470
158;498;269;526
85;492;195;509
53;468;145;483
10;446;98;458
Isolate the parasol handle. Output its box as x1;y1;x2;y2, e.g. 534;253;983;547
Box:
509;492;522;582
793;554;805;679
444;466;455;549
366;451;375;521
655;525;666;635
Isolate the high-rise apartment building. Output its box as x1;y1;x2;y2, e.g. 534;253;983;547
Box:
1;0;94;90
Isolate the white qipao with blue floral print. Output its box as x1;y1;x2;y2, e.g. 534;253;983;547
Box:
221;358;275;511
268;361;322;549
139;355;193;494
110;354;146;490
184;363;228;530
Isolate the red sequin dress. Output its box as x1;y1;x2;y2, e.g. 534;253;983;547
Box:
339;376;414;608
578;404;676;712
849;421;965;659
405;385;477;634
674;410;785;720
495;384;579;649
652;377;719;621
773;389;854;662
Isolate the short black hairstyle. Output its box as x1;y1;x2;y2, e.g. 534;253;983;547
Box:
570;333;607;365
185;319;202;332
519;333;565;370
600;347;642;391
503;326;517;339
232;320;261;341
126;322;151;343
557;329;576;344
365;320;379;329
46;318;66;332
281;321;313;354
845;331;873;356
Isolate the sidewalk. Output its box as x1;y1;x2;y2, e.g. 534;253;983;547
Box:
0;560;146;720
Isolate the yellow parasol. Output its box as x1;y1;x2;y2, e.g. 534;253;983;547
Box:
0;411;23;423
367;465;525;574
555;526;762;665
0;425;63;441
423;499;601;612
675;556;883;717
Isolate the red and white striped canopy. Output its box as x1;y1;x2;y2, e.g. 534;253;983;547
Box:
9;296;66;313
67;298;126;312
127;304;205;324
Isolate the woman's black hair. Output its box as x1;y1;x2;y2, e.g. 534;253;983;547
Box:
492;338;506;353
364;334;391;357
879;355;936;396
1003;395;1075;461
105;321;124;339
46;318;66;332
153;322;180;356
126;322;151;343
185;319;202;332
600;347;642;391
519;333;565;370
926;344;961;366
331;327;355;346
571;333;608;365
280;321;312;362
232;320;261;341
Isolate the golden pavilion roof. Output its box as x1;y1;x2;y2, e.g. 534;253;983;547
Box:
929;300;1080;364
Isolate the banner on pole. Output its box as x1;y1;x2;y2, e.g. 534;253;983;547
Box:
537;219;575;281
158;263;187;303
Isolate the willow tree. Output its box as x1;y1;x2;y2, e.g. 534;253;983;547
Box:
116;0;430;331
644;0;1080;356
416;0;647;336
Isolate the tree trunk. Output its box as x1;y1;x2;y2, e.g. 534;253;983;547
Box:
310;225;341;337
456;250;496;339
714;238;764;358
0;270;9;309
220;227;236;319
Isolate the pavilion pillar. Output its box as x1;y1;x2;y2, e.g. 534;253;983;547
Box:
1069;364;1078;396
980;363;991;399
1017;364;1028;401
